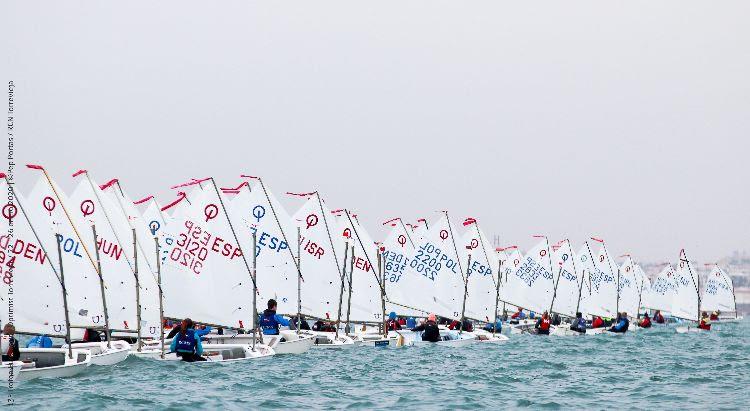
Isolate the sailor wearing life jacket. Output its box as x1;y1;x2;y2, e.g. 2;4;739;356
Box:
169;318;206;362
535;311;551;335
698;312;711;331
639;313;652;328
1;323;20;362
608;312;630;333
259;299;290;336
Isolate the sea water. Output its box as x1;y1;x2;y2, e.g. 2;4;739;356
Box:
7;319;749;410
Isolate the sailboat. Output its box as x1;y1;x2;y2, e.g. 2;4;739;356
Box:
458;218;508;343
386;212;474;346
24;168;131;365
701;265;742;323
640;264;677;324
499;238;555;334
287;191;355;348
201;177;313;354
156;178;275;360
548;240;588;336
672;250;704;333
1;171;92;380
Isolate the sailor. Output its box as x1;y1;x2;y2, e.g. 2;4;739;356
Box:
290;315;311;331
653;310;665;324
83;328;102;342
167;321;212;339
386;312;402;331
534;311;551;335
1;324;20;361
411;313;441;342
608;312;630;333
591;316;605;328
551;313;562;326
170;318;205;362
259;299;290;336
569;312;587;333
510;307;527;323
710;310;720;321
639;313;652;328
406;317;417;329
26;334;53;348
483;317;502;333
698;312;711;331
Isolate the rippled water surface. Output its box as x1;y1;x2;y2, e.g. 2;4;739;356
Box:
8;320;750;410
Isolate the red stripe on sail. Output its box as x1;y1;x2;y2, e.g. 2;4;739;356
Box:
463;217;476;226
99;178;118;190
71;169;87;177
382;217;400;225
219;181;248;191
133;195;153;205
26;164;44;170
160;192;187;212
590;237;604;243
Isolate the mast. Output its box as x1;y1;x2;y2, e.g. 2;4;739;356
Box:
379;247;387;338
492;259;501;336
459;252;471;334
91;225;112;348
571;241;584;315
345;245;354;335
296;227;302;334
335;242;349;339
55;235;74;359
252;231;258;351
600;241;620;315
133;229;142;351
155;237;165;359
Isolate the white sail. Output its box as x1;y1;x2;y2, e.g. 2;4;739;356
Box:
635;264;651;313
460;222;498;322
226;183;298;316
24;175;105;329
701;266;736;313
69;177;140;333
671;253;700;321
381;220;424;317
617;256;640;317
0;179;77;338
641;264;676;312
579;245;618;318
159;181;255;329
499;239;555;315
336;211;383;323
100;181;163;338
549;240;581;318
290;194;346;321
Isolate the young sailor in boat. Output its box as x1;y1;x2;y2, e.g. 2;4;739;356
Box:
639;313;652;328
709;310;720;321
569;312;587;334
83;328;102;342
551;313;562;326
697;312;711;331
411;314;441;342
607;312;630;333
312;321;337;332
290;315;311;331
483;318;502;333
534;311;551;335
510;307;527;323
259;299;290;336
167;321;213;339
591;316;605;328
386;312;402;331
653;310;665;324
170;318;206;362
1;324;20;361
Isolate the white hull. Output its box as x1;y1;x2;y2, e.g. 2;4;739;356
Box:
676;326;708;334
17;348;91;381
550;326;585;337
509;319;537;334
585;327;608;335
266;331;315;354
65;341;131;366
153;343;276;362
403;330;476;347
469;329;510;343
303;331;357;348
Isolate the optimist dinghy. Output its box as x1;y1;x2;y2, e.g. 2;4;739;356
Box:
407;329;476;347
17;348;92;381
467;329;509;343
151;343;276;362
63;340;131;366
205;330;315;355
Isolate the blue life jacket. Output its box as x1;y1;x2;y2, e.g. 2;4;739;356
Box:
174;330;198;353
406;317;416;329
27;335;53;348
260;309;280;335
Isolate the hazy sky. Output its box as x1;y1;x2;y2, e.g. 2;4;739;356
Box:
3;2;749;262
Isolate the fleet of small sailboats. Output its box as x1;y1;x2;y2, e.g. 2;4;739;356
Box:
0;165;742;382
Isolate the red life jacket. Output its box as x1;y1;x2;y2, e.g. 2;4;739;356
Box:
698;319;711;330
540;317;550;330
640;318;651;328
592;317;604;328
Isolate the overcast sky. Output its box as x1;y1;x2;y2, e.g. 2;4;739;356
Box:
3;1;748;262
